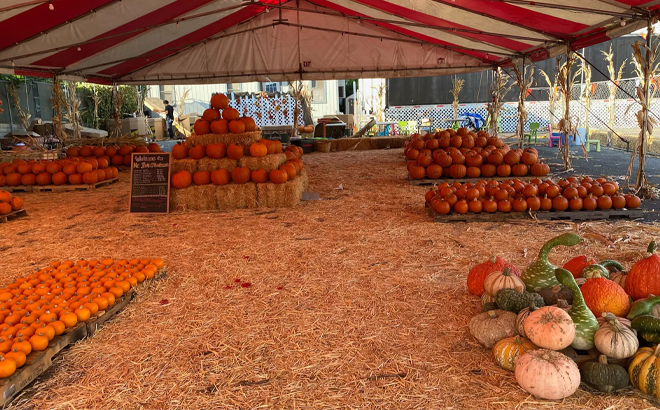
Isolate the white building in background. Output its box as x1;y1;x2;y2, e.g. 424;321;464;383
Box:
147;80;343;122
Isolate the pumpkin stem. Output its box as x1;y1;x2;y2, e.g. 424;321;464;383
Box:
601;312;623;332
598;355;608;365
600;260;624;272
502;267;511;277
514;336;522;344
487;310;498;319
649;241;657;255
489;256;497;264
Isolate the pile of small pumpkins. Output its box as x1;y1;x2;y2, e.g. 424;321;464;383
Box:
171;145;304;189
0;157;119;187
0;257;164;378
426;176;642;215
467;233;660;400
171;139;287;161
0;191;24;215
404;128;551;180
66;143;161;167
192;93;258;136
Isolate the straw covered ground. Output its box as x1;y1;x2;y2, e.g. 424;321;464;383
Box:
2;148;660;409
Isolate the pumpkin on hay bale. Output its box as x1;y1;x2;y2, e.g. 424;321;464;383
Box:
215;183;257;211
257;172;306;208
185;131;262;150
171;158;198;175
170;185;217;211
238;153;286;172
197;157;238;173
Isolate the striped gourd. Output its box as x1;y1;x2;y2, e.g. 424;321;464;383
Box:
555;268;599;350
629;345;660;398
522;233;581;292
493;336;538;371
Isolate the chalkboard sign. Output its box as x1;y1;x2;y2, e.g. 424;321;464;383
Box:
129;152;171;214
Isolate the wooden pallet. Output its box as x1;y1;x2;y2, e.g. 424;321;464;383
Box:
426;203;645;223
410;175;542;186
0;209;27;223
4;178;118;193
0;267;165;407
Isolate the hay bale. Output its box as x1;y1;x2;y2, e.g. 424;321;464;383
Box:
215;182;257;210
330;140;340;152
170;185;217;211
337;138;372;151
171;158;198;175
186;131;261;149
198;157;238;172
370;136;407;149
297;169;309;191
238;153;286;172
257;176;305;208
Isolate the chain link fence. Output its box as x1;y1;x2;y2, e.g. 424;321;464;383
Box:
385;78;659;134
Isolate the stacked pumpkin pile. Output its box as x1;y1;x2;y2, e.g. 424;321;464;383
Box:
0;157;119;188
426;176;642;215
66;143;162;167
0;257;165;378
0;190;24;215
169;93;309;210
466;233;660;401
404;129;550;180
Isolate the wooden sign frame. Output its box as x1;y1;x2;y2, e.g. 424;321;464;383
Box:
129;152;171;214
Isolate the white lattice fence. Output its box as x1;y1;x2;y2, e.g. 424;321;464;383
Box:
225;92;305;127
386;78;660;133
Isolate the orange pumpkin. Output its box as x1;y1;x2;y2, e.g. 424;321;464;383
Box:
249;142;267;157
0;203;11;215
172;143;189;160
194;119;211;135
563;256;597;279
269;169;288;184
147;143;161;153
210;119;228;134
280;163;297;180
239;117;257;132
193;171;211;185
228;120;245;134
171;170;192;189
79;146;93;157
211;169;231;185
227;143;244;160
82;171;98;185
188;145;206;160
202;108;220;122
581;277;630;317
35;172;51;186
206;143;226;159
210;93;229;109
52;172;67;185
231;167;251;184
251;169;268;183
21;174;36;186
626;241;660;300
222;107;240;121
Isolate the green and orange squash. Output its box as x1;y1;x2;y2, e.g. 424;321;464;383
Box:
522;233;582;291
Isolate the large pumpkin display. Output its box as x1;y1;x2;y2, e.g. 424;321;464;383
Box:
466;256;520;296
515;349;580;400
625;241;660;300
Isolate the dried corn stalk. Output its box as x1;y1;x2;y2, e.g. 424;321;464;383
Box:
63;81;82;140
450;77;464;120
512;63;534;148
8;83;31;131
486;68;513;137
289;81;313;133
557;47;582;169
539;58;562;132
580;58;594;130
601;45;627;147
91;85;100;130
373;82;386;122
626;31;660;198
111;86;128;138
50;78;66;143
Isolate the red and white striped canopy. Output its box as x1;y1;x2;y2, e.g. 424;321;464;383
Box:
0;0;656;84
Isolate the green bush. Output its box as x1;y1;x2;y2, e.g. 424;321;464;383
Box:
77;84;138;130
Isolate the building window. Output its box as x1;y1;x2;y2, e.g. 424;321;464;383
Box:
309;81;326;104
311;80;317;88
227;83;240;94
263;82;279;93
159;85;173;102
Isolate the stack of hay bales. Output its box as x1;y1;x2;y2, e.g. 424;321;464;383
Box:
170;132;308;211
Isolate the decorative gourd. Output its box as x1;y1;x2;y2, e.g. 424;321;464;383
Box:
580;260;623;279
631;315;660;336
495;288;544;314
537;285;573;306
493;336;539;371
524;306;575;350
628;295;660;319
594;313;638;359
625;241;660;300
580;277;630;317
484;267;525;297
563;255;597;278
597;315;631;328
629;345;660;398
481;293;497;312
522;233;581;291
516;303;540;338
467;256;521;296
469;310;518;348
610;271;628;288
515;349;580;400
555;268;599;350
580;355;629;393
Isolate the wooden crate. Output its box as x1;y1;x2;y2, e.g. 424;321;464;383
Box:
410;175;542;186
0;209;27;223
426;203;645;223
4;178;118;193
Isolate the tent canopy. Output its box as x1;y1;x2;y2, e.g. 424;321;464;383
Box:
0;0;657;84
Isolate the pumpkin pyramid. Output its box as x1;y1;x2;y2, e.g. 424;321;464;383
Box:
170;93;308;211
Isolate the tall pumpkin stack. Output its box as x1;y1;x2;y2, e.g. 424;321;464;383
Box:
170;93;308;211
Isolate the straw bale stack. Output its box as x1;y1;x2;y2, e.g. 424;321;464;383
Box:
197;158;238;172
238;153;286;172
170;158;198;174
186;131;261;150
170;185;216;211
257;172;306;208
216;183;257;210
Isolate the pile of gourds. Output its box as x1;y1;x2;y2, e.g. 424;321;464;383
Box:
0;258;164;379
467;234;660;400
404;128;550;180
426;177;642;215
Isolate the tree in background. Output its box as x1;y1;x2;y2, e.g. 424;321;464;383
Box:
77;84;137;130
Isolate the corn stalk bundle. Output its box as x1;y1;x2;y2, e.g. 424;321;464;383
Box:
373;83;386;123
289;81;313;133
49;79;67;143
512;64;534;148
111;86;129;138
486;68;513;137
8;83;31;131
626;37;660;198
450;77;464;120
557;48;582;169
601;45;627;147
63;134;144;147
63;81;82;140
